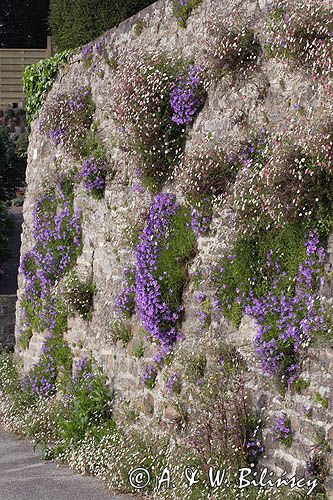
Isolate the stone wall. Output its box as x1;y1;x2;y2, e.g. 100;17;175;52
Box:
0;295;16;349
15;0;333;496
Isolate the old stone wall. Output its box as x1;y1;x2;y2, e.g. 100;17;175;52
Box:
15;0;333;496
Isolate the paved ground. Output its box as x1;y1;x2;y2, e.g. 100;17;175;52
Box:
0;429;135;500
0;206;23;295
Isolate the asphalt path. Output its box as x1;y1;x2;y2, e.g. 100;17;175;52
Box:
0;429;135;500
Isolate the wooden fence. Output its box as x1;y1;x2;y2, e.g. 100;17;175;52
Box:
0;37;53;109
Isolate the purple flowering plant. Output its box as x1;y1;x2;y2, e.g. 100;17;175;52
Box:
165;371;182;395
272;412;293;447
115;266;136;319
135;194;195;343
213;225;328;386
170;64;206;126
19;173;82;349
22;323;72;398
118;193;196;386
59;356;113;443
81;37;117;76
79;155;109;199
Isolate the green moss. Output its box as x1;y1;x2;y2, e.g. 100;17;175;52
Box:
134;19;146;36
157;206;196;313
173;0;203;28
213;222;307;327
314;392;329;409
293;377;310;394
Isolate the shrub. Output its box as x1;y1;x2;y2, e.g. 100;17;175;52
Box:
114;50;188;191
50;0;156;51
23;50;72;125
204;21;261;79
0;126;26;201
0;202;13;264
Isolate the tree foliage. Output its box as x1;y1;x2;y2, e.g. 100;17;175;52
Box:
49;0;156;51
0;127;26;201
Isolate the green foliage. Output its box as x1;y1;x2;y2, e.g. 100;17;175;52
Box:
0;126;26;202
0;351;20;394
293;377;310;394
115;52;188;192
157;207;196;312
132;340;145;359
314;392;329;409
173;0;203;28
185;353;207;383
315;431;331;453
280;417;293;448
24;323;73;398
62;272;96;320
134;20;146;36
80;128;106;160
23;50;72;125
213;222;307;327
49;0;156;51
0;201;13;264
57;360;113;444
112;320;133;345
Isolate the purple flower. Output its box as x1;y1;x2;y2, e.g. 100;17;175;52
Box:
170;65;206;125
79;155;108;198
